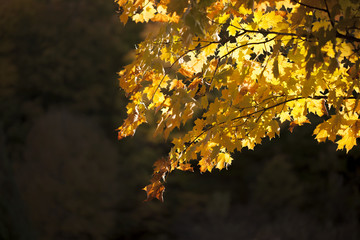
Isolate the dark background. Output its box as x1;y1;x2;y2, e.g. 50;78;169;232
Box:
1;0;360;239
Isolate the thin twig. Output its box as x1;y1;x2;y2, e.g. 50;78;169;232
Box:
323;0;335;28
291;0;327;12
150;42;214;102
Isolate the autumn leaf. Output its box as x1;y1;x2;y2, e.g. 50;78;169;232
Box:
117;0;360;201
336;128;357;153
143;181;165;202
153;157;171;174
288;119;310;133
177;163;194;172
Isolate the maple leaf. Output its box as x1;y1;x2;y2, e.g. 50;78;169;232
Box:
288;118;310;133
215;152;233;170
143;181;165;202
116;0;360;201
336;129;357;153
143;157;172;201
153;157;171;174
177;163;194;172
178;67;194;78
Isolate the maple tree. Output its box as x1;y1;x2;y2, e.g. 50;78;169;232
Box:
116;0;360;201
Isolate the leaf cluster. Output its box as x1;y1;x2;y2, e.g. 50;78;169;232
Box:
116;0;360;200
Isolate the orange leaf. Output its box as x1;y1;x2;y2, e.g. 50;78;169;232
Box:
153;13;169;22
169;79;185;90
289;119;310;133
153;157;171;173
188;77;202;90
177;163;194;172
143;181;165;202
178;67;193;78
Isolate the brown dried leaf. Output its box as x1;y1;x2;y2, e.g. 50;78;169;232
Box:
153;157;171;173
143;181;165;202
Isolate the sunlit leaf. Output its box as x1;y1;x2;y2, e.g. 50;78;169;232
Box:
116;0;360;200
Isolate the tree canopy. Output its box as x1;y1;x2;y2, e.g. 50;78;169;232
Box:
116;0;360;201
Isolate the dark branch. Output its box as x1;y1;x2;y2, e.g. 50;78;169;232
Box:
239;29;298;37
336;32;360;43
185;93;357;149
219;36;277;60
323;0;335;28
236;28;360;44
291;0;327;12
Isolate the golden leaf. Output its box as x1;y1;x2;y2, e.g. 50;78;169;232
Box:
116;0;360;201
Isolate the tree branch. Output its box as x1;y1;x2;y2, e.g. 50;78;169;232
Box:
291;0;327;12
219;36;277;60
336;32;360;43
238;29;298;37
150;42;215;102
185;93;358;150
323;0;335;28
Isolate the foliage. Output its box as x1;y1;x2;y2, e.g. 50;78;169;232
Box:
116;0;360;200
116;123;360;239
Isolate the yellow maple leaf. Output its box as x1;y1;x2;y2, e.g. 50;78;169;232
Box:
337;128;357;152
216;152;233;170
307;99;326;117
142;4;156;22
116;0;360;201
132;13;144;23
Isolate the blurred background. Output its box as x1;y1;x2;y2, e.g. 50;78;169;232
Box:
0;0;360;239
